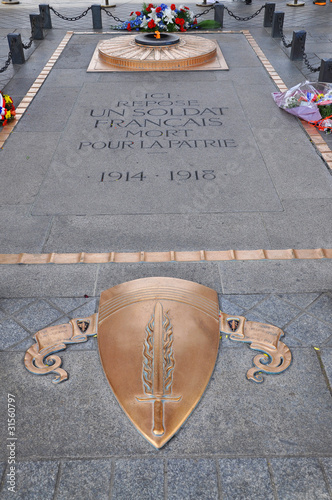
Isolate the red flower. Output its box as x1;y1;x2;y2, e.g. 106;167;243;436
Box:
135;11;141;15
130;11;134;15
148;3;154;7
156;6;161;12
127;23;132;30
193;18;197;24
184;5;189;8
180;26;186;32
175;17;180;24
179;17;185;24
148;19;156;28
170;3;176;9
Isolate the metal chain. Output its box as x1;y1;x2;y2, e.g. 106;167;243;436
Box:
0;52;12;73
278;18;292;48
302;52;320;73
193;4;216;20
49;5;92;22
101;8;125;23
224;4;265;22
22;36;34;50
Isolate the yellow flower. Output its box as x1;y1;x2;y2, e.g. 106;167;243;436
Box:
5;110;11;119
4;95;12;104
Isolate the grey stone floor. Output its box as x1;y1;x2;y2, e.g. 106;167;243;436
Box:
0;291;332;499
0;0;332;498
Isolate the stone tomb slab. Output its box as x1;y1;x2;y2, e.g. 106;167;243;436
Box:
30;78;282;215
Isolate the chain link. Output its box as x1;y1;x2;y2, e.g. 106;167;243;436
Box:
101;8;125;23
49;5;92;22
224;4;265;22
278;19;320;72
278;18;292;48
0;52;12;73
193;4;216;20
302;52;320;73
22;36;34;50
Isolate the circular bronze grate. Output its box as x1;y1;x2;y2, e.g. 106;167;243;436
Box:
98;35;217;71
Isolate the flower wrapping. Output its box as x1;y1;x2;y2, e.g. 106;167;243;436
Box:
272;81;332;132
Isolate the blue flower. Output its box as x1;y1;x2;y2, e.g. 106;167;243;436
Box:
160;3;167;10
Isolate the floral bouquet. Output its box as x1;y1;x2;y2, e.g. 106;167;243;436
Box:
117;3;219;32
272;81;332;132
0;92;15;127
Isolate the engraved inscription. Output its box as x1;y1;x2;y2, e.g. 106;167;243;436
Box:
79;92;237;156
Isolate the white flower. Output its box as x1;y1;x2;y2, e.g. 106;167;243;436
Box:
140;15;149;28
163;7;176;24
148;8;161;24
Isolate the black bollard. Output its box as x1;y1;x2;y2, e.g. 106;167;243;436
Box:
30;14;44;40
271;12;284;38
39;4;52;29
7;34;25;64
91;5;102;29
214;4;224;28
263;3;275;28
319;59;332;83
290;30;306;60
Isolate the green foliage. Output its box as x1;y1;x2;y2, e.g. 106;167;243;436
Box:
196;20;221;29
319;103;332;119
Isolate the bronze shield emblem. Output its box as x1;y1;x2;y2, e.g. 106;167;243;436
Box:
98;277;220;449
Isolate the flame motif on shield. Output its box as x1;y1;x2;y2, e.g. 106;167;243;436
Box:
97;277;220;449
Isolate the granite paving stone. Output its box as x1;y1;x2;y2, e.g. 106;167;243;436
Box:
321;458;332;493
249;295;302;328
270;458;331;500
220;297;245;317
307;293;332;325
218;458;275;500
285;313;332;347
0;319;30;350
1;347;331;460
95;262;222;295
275;292;321;310
43;213;271;253
262;199;332;250
47;297;92;315
320;349;332;387
0;213;51;253
167;459;219;500
220;294;267;311
67;299;98;319
0;132;62;206
14;299;65;332
0;264;98;298
112;459;164;500
219;260;332;294
0;298;35;315
0;309;6;323
0;460;59;500
56;459;112;500
15;87;82;133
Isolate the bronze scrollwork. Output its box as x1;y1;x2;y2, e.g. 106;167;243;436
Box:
219;313;292;383
24;314;97;384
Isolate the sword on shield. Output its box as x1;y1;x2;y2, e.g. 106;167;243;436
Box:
137;302;181;436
